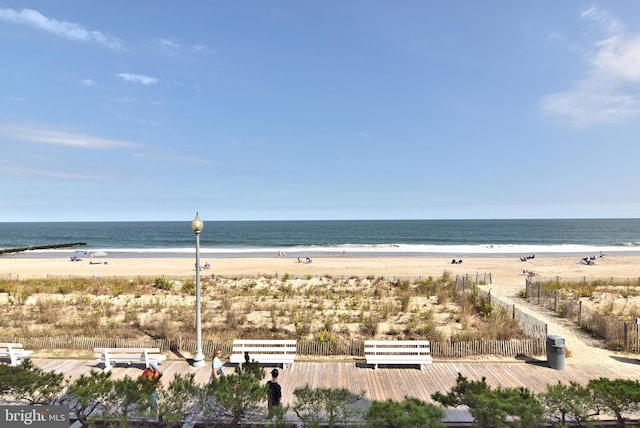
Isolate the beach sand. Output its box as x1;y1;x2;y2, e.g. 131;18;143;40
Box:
2;254;639;287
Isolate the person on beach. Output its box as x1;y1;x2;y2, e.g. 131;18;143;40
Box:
267;368;282;415
210;348;225;381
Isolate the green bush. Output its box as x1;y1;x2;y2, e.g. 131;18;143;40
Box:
153;277;173;290
365;397;445;428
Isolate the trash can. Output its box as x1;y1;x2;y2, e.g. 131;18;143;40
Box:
546;335;566;370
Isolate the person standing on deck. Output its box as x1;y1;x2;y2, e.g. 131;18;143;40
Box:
210;348;225;381
267;368;282;416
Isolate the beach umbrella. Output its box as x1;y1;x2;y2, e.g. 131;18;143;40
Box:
91;251;108;257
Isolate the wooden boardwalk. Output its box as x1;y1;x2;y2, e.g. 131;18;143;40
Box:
30;355;640;406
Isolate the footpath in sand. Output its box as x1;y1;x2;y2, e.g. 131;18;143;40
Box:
481;269;638;367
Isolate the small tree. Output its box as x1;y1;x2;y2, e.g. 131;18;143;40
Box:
539;381;596;426
293;385;364;428
205;353;267;426
102;375;156;427
432;372;544;428
60;370;114;427
0;359;66;405
365;397;445;428
588;377;640;428
157;373;202;428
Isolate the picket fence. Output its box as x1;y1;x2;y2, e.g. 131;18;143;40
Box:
0;335;545;360
526;276;640;352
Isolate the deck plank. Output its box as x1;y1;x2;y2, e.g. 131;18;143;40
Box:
23;357;640;407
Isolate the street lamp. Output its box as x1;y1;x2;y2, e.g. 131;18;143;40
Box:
191;212;205;368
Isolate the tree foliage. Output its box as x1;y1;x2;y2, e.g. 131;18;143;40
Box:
0;359;66;405
588;377;640;428
60;370;114;427
365;397;445;428
432;372;544;428
157;373;201;428
102;375;156;427
293;385;364;428
204;353;267;425
539;381;596;427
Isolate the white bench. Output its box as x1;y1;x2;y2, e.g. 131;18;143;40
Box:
0;343;34;366
364;340;433;370
229;339;296;369
94;347;167;372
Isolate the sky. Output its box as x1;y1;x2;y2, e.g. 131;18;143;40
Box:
1;1;640;222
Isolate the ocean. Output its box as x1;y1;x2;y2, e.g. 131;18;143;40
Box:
1;219;639;258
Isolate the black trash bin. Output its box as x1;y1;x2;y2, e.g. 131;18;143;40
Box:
546;335;566;370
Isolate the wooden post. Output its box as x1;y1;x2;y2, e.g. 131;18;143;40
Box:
624;322;628;351
578;301;582;324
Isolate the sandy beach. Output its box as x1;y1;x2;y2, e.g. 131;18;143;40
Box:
2;254;640;289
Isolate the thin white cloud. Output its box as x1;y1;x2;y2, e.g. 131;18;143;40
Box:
0;124;142;149
157;38;213;56
0;7;122;50
117;73;159;85
542;6;640;126
134;153;213;166
114;96;137;104
546;32;566;42
80;78;96;87
0;163;116;182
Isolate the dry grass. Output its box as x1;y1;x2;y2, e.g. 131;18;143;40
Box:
0;274;526;344
535;278;640;321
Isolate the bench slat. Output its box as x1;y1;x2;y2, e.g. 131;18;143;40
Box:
230;354;296;361
364;340;431;347
366;355;433;362
93;347;161;353
365;349;431;353
232;347;296;353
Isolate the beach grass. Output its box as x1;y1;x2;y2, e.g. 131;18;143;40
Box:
0;273;526;345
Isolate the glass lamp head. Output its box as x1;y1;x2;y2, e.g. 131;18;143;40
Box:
191;212;204;233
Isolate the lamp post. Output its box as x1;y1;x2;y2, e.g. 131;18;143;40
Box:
191;212;205;367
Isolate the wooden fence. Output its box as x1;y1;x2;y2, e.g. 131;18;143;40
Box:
456;275;548;341
0;335;546;360
526;277;640;352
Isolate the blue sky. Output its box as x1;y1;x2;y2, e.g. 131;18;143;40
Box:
1;2;639;222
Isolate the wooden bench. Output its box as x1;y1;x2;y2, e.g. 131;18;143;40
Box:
229;339;297;369
94;347;167;372
364;340;433;370
0;343;34;366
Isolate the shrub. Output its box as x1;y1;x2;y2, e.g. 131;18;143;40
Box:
153;277;173;290
365;397;445;428
181;279;196;294
293;385;364;428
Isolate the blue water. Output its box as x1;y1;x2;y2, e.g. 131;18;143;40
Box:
1;219;639;258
